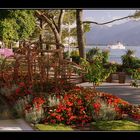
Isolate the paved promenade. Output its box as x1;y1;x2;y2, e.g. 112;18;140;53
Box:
0;119;33;131
77;82;140;105
0;97;33;131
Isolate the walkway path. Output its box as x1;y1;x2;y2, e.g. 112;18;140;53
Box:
77;82;140;105
0;94;34;131
0;119;33;131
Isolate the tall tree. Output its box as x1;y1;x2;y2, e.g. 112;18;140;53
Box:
76;9;86;59
35;10;79;50
35;10;65;49
0;10;36;47
35;10;90;54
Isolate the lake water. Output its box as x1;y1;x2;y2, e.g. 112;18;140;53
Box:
86;45;140;64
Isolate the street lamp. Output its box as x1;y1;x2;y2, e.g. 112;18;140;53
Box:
68;21;71;59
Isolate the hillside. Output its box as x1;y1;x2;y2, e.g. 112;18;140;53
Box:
86;20;140;46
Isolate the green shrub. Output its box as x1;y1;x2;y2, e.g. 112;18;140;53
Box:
102;49;110;64
70;50;79;56
81;58;116;89
70;50;80;64
0;84;18;98
121;49;140;71
131;69;140;87
48;95;60;107
92;100;117;121
14;94;33;117
86;48;100;63
71;55;81;64
86;48;110;64
63;51;69;59
24;96;46;123
25;106;45;124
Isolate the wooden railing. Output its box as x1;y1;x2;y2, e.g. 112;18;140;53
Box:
0;45;85;88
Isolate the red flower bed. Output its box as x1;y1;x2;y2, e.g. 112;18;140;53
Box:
32;80;75;95
2;82;33;105
42;87;130;125
12;82;32;100
24;95;46;114
32;96;46;111
131;114;140;120
43;90;92;125
122;105;140;121
8;82;140;125
100;93;130;117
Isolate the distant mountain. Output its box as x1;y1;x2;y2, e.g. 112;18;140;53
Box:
86;20;140;46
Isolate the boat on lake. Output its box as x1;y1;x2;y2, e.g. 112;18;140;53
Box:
108;42;125;49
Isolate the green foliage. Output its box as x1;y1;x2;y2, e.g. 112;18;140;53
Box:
121;49;140;73
86;48;100;63
35;124;73;130
102;49;110;63
132;69;140;80
63;51;69;59
122;49;135;68
83;23;91;33
62;10;90;45
86;48;110;64
82;48;115;87
92;120;140;130
81;58;116;88
70;50;80;64
0;55;5;66
13;10;36;40
92;100;117;121
132;10;140;19
63;10;76;25
0;84;18;98
131;69;140;87
48;95;60;107
41;10;77;45
71;56;81;64
0;19;19;43
0;10;36;44
70;50;79;56
25;105;44;123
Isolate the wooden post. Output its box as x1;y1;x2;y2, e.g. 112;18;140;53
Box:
27;47;32;83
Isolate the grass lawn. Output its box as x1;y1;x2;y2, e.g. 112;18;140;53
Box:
35;120;140;131
92;120;140;131
35;124;74;131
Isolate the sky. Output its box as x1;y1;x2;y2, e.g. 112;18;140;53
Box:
83;10;136;26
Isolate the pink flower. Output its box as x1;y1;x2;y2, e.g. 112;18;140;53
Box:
16;88;20;94
19;82;25;87
25;90;31;95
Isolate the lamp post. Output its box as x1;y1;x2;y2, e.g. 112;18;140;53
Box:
68;21;71;59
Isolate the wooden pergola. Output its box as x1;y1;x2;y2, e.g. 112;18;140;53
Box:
0;42;85;90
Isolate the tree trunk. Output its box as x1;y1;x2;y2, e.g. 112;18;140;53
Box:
58;10;65;40
39;18;43;50
36;10;61;49
76;9;86;59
